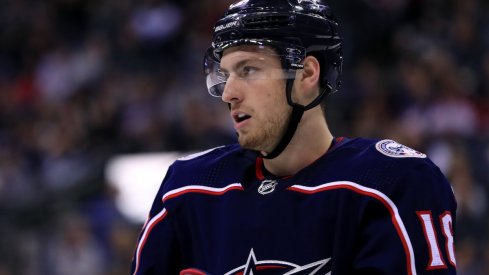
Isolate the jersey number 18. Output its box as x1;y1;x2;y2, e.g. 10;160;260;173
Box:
417;211;456;270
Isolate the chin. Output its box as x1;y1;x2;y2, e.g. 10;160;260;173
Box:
238;139;256;151
238;134;257;150
238;134;272;153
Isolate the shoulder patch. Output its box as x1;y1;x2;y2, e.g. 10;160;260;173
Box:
375;140;426;158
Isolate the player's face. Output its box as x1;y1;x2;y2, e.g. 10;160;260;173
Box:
219;45;291;152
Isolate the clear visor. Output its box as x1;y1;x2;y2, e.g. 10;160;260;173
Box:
204;45;301;97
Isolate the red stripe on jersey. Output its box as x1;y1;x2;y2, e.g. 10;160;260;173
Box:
180;268;208;275
256;265;287;270
287;181;416;275
256;157;265;180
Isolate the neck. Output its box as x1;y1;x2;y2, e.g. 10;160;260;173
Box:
262;108;333;177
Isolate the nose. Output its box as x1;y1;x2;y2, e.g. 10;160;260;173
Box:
221;76;243;104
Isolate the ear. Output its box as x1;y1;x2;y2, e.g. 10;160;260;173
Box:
296;55;321;103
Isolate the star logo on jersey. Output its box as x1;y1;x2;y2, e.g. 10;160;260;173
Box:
224;249;331;275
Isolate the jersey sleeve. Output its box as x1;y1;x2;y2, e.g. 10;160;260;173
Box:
354;158;457;275
130;165;183;275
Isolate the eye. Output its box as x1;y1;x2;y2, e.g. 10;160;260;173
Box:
241;66;258;77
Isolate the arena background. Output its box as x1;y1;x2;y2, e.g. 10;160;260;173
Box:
0;0;488;274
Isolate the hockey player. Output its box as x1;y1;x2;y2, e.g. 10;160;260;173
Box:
131;0;457;274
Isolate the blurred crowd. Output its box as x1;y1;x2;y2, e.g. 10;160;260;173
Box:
0;0;487;274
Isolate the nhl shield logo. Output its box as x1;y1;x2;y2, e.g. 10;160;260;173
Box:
258;180;278;195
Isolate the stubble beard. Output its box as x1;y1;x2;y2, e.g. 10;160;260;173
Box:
237;108;291;153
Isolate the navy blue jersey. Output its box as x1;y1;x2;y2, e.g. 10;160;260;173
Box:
131;138;457;274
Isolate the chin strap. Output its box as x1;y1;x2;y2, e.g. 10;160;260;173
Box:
262;79;329;159
262;102;305;159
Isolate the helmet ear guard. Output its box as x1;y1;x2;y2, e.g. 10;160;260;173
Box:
308;48;343;95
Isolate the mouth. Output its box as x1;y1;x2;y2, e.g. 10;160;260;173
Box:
232;111;252;127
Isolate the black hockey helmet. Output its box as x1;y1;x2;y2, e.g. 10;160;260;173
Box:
204;0;343;159
204;0;343;99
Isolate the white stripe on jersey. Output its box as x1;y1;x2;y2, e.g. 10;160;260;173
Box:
162;183;243;202
133;208;168;275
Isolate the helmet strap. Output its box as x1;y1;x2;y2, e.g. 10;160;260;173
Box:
262;79;303;159
261;79;329;159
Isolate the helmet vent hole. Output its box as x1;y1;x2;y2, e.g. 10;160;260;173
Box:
242;15;291;29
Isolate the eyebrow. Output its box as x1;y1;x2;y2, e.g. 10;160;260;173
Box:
220;58;260;73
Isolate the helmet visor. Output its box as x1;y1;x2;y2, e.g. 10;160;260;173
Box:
204;48;227;97
204;41;305;97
